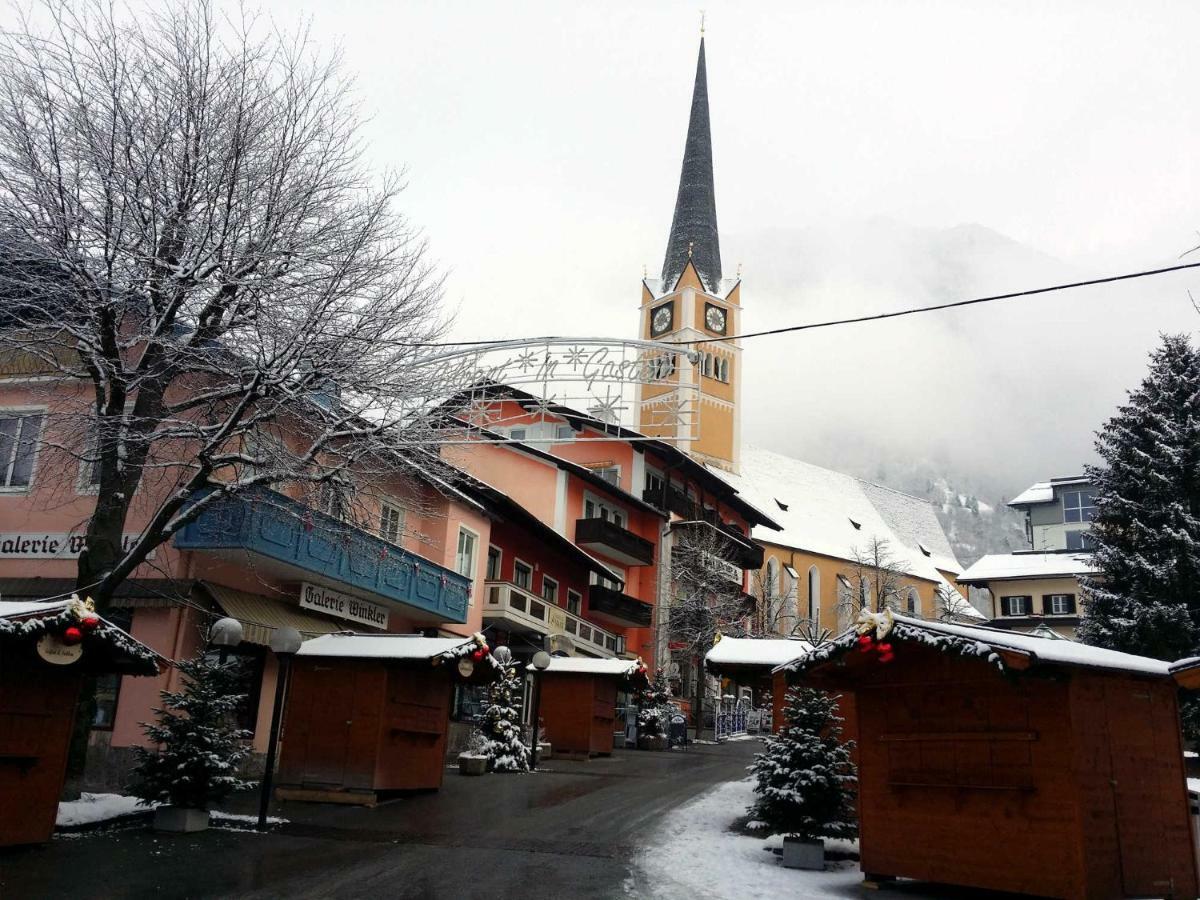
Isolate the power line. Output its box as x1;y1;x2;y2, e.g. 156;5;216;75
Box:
406;259;1200;349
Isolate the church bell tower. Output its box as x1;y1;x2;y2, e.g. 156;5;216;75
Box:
636;35;742;474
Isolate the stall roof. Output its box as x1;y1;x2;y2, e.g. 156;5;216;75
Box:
0;597;162;675
296;632;478;660
706;636;813;671
537;657;641;677
776;613;1176;679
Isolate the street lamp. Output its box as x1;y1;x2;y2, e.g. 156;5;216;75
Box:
527;650;551;770
258;625;302;830
209;616;243;664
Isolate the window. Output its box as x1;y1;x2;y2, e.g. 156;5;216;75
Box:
591;466;621;487
645;468;666;499
379;503;405;544
317;476;355;521
1066;531;1095;551
514;560;533;590
509;427;527;441
486;545;502;581
720;358;730;382
905;587;921;616
860;578;872;611
584;494;626;527
589;568;626;591
455;528;478;581
201;644;265;733
567;589;582;616
1001;595;1032;616
764;558;780;598
0;411;44;489
807;567;821;624
1045;594;1076;615
555;424;574;441
1063;490;1096;524
541;576;559;604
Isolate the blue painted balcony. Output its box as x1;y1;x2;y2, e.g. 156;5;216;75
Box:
174;486;470;624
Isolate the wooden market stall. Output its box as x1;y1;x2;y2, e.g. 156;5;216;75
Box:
783;612;1200;900
0;597;161;847
536;657;646;758
275;632;496;804
704;635;814;733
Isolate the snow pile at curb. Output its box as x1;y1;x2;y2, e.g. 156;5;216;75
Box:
634;778;862;899
56;793;156;827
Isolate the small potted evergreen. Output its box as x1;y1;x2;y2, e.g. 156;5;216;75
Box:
636;670;672;751
748;686;857;870
130;654;254;832
458;732;489;776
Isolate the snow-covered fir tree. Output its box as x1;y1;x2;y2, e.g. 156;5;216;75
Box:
748;687;857;842
637;670;673;737
479;665;530;773
129;655;254;809
1078;334;1200;664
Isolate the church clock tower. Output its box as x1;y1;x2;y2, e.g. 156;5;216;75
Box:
636;36;742;474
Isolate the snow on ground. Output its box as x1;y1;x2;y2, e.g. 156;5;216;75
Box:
633;778;864;900
56;793;155;827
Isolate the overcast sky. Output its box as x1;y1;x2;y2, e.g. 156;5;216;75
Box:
216;2;1200;489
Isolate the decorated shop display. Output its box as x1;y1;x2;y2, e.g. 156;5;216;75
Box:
0;596;161;847
778;613;1200;898
275;632;500;803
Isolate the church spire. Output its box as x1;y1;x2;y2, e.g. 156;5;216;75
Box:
661;37;722;294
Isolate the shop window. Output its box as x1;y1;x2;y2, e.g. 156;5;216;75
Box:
0;410;44;489
201;644;265;734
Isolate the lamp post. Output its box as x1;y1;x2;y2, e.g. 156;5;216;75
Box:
258;625;302;831
527;650;551;770
209;616;243;664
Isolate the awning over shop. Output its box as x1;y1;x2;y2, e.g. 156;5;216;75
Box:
198;583;346;646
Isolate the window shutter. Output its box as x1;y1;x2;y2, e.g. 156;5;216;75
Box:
1066;594;1077;615
1042;595;1055;615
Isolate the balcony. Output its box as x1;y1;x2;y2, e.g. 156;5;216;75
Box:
575;517;655;566
483;581;622;657
643;483;695;519
588;583;654;628
671;520;764;571
174;486;471;624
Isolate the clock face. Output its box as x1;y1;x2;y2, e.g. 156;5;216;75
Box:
651;303;673;336
705;304;727;334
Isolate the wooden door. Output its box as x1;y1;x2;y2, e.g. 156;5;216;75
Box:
590;677;616;755
378;667;449;790
290;663;359;786
1103;681;1195;898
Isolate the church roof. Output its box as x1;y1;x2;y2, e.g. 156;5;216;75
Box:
661;38;722;294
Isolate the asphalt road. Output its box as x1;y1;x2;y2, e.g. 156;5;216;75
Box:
0;740;759;900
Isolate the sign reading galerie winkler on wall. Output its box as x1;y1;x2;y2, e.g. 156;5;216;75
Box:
0;533;153;559
299;582;390;629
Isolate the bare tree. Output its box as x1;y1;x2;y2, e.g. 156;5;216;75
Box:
835;537;912;629
665;521;753;734
0;1;460;609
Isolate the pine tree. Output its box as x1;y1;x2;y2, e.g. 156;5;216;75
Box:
1078;334;1200;663
129;655;254;809
637;670;673;737
479;665;530;773
748;687;857;842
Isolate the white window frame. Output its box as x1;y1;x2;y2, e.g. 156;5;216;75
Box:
807;566;821;625
0;407;46;493
1062;490;1096;524
379;502;406;545
583;490;626;527
541;575;559;604
513;557;533;591
589;466;621;488
1048;594;1073;615
509;427;527;441
1001;595;1031;616
486;544;502;581
455;526;480;605
555;424;574;441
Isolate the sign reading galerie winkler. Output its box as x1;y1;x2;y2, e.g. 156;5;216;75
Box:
299;582;389;629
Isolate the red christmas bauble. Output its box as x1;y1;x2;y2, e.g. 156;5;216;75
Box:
856;634;873;649
878;651;895;664
62;626;84;645
478;644;489;655
471;649;485;662
80;615;100;632
876;642;892;654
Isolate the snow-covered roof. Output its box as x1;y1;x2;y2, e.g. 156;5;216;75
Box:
935;573;985;620
705;636;813;670
0;597;162;674
714;447;959;583
1008;476;1090;507
296;633;477;660
0;598;70;618
537;657;641;677
777;613;1174;678
958;552;1097;583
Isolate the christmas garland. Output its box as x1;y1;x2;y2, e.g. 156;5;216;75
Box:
0;596;161;675
436;631;501;675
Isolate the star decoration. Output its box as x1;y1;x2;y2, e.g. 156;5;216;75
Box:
514;350;539;373
562;345;588;369
653;396;690;428
588;388;628;423
527;393;558;421
467;397;499;424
